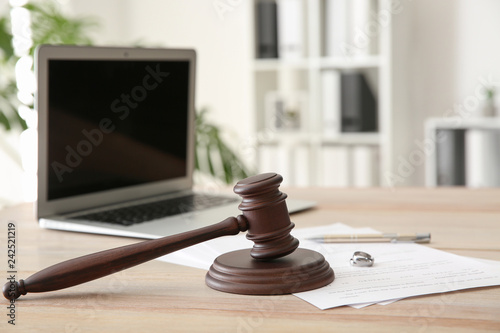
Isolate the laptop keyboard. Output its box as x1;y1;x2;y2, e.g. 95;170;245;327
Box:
71;194;238;226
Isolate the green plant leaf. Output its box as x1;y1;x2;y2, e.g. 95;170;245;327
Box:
206;143;216;178
0;17;15;61
0;110;12;131
26;2;98;52
195;108;252;184
13;108;27;130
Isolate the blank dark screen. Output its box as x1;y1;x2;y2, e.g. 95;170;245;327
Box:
47;59;190;200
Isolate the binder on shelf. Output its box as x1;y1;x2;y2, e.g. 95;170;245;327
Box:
340;72;377;132
258;142;309;187
465;129;500;187
324;0;378;58
321;70;341;136
256;0;279;59
349;0;378;57
293;145;310;187
435;129;466;186
324;0;349;57
321;145;350;187
258;144;292;186
352;145;378;187
277;0;304;59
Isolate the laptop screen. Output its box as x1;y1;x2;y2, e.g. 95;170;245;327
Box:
47;59;190;201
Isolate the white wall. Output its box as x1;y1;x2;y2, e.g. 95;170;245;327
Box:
455;1;500;102
390;0;459;186
391;0;500;186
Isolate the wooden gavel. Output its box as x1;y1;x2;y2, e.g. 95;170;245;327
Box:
3;173;334;300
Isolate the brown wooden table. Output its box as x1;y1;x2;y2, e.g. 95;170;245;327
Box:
1;187;499;332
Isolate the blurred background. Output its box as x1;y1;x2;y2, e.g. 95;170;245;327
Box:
1;0;500;209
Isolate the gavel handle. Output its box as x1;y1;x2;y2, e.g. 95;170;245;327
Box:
3;216;248;300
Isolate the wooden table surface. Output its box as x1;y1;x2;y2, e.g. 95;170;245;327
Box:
1;187;499;332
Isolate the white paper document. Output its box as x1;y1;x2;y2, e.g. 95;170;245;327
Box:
156;223;500;310
295;241;500;309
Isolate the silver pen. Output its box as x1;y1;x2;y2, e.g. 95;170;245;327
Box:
307;233;431;243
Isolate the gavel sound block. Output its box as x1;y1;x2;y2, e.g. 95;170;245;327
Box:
3;173;334;300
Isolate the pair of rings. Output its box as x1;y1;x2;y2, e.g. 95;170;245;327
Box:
350;251;374;267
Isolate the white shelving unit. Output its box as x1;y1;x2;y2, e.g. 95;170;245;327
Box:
249;0;392;187
425;117;500;187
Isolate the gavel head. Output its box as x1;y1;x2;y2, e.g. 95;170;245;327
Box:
233;173;299;261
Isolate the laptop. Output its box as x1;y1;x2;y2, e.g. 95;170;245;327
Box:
36;45;314;239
